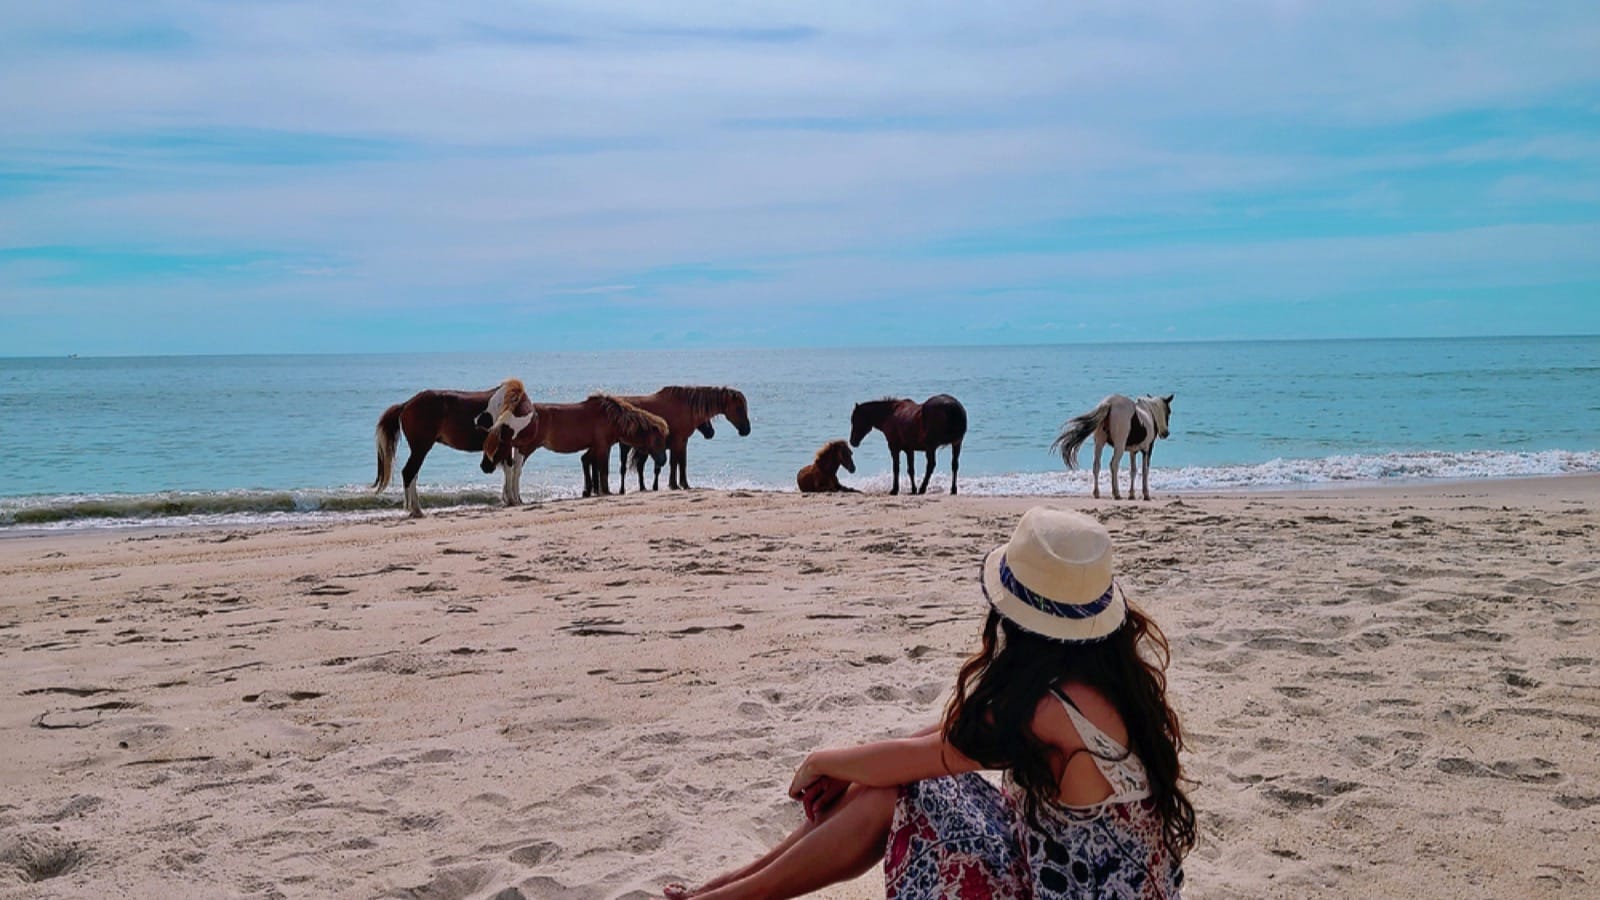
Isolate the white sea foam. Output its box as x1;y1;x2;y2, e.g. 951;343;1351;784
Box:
4;449;1598;531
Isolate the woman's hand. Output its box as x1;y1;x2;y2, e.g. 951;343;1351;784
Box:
789;751;849;820
797;775;848;821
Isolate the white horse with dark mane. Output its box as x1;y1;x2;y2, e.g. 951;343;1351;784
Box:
1051;394;1174;500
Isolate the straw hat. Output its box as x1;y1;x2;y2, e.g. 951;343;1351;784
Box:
981;507;1126;642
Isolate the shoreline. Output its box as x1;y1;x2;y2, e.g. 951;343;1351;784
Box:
4;471;1597;542
2;483;1597;898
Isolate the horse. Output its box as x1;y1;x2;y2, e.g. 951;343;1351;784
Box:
796;440;858;493
372;379;534;517
609;386;752;493
479;393;669;500
1051;393;1174;501
618;421;714;494
849;394;967;495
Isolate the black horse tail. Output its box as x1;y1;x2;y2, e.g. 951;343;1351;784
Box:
1051;399;1109;470
373;402;404;492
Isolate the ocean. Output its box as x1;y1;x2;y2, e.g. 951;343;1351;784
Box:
2;336;1597;530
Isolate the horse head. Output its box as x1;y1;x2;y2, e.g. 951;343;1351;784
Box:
479;406;537;473
848;404;872;447
830;440;856;474
1149;394;1174;439
480;424;512;473
724;389;752;437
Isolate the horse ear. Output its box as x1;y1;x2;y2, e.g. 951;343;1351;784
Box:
1164;394;1175;405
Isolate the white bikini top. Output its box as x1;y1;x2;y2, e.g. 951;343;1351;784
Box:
1047;687;1151;810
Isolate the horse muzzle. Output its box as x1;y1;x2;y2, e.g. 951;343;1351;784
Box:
473;412;494;430
479;457;497;474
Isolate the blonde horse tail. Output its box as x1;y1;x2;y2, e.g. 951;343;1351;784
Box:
373;402;403;492
1050;398;1110;470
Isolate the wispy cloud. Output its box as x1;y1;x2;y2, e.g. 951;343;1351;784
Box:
1;1;1598;354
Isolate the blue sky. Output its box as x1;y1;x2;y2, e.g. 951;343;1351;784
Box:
1;1;1598;355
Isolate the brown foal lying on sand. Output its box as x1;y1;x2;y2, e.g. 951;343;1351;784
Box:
797;440;858;493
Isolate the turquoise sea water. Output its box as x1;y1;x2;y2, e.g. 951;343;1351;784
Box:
1;336;1597;529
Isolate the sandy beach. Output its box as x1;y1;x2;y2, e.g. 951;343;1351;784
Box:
2;479;1597;899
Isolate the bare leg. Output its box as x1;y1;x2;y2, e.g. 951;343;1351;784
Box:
674;785;897;900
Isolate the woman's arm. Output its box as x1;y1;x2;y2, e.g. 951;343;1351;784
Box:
789;731;982;799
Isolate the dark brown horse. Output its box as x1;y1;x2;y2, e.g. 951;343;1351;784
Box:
373;379;535;517
480;393;669;499
796;440;858;493
849;394;967;495
610;386;752;492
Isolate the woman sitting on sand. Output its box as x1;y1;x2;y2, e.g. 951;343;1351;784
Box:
665;507;1194;899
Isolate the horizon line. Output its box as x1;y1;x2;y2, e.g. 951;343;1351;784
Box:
3;332;1597;362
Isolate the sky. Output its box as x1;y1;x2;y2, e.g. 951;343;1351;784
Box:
2;1;1598;355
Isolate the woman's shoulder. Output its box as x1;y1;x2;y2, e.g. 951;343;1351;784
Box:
1035;681;1131;750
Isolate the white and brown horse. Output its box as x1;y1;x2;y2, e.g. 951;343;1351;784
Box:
1051;393;1174;500
479;393;669;500
373;379;534;517
797;440;858;493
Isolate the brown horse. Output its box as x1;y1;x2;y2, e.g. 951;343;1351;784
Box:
797;440;858;493
610;386;752;493
480;393;669;499
373;379;534;517
849;394;967;495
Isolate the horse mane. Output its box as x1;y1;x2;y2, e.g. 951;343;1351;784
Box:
659;385;744;420
498;378;527;411
815;439;850;469
592;393;669;445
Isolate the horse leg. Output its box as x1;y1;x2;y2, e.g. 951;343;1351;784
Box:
1090;437;1104;499
949;440;961;495
1141;449;1153;501
905;450;918;494
581;451;594;498
889;448;901;495
616;444;629;496
1108;445;1124;501
596;445;612;495
399;438;433;518
1127;452;1139;502
918;448;936;495
511;451;527;505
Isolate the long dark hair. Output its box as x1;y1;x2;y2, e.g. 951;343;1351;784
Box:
941;602;1196;857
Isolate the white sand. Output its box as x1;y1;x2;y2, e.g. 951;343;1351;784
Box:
2;479;1598;898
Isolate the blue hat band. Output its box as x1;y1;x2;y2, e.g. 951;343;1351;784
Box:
997;554;1115;620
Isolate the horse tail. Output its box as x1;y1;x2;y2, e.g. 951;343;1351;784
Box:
1051;398;1110;470
373;402;404;491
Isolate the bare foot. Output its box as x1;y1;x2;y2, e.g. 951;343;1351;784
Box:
664;884;693;900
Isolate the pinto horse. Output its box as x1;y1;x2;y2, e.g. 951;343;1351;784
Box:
373;379;534;517
610;386;752;493
797;440;858;493
1051;393;1174;501
849;394;967;495
479;393;669;500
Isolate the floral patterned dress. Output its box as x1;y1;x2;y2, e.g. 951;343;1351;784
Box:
884;692;1184;899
